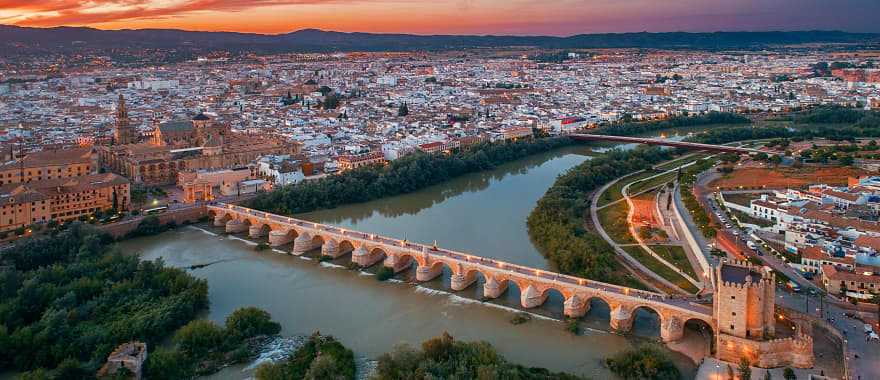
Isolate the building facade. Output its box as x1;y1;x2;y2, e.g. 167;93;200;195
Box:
98;112;301;186
0;147;96;186
0;172;129;233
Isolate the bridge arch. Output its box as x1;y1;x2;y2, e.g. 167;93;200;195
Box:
310;233;327;247
538;287;567;316
630;305;663;337
584;295;613;322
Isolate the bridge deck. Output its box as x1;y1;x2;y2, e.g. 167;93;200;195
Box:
210;203;712;318
570;134;759;154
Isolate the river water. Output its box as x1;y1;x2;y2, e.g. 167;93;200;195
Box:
118;140;705;379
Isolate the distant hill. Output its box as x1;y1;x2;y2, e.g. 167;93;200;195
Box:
1;25;878;57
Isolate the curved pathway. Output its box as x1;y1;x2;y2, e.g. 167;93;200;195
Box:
589;171;691;295
621;170;703;289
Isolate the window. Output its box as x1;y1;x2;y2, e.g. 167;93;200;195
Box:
731;296;736;300
730;325;734;330
732;312;736;316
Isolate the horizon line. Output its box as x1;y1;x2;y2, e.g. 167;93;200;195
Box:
0;24;873;38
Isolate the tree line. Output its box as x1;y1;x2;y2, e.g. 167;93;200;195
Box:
247;137;576;215
602;112;750;137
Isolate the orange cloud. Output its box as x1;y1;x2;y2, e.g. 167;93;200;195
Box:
3;0;349;27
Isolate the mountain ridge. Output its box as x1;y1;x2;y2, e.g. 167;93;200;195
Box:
1;25;878;56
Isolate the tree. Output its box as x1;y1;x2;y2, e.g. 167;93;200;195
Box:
173;320;226;358
839;155;854;166
754;152;769;161
782;367;797;380
144;347;192;380
322;94;340;110
720;152;740;163
738;358;752;380
769;154;783;166
606;344;681;380
225;307;281;341
397;102;409;117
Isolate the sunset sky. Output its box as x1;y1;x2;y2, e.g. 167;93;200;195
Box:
1;0;878;36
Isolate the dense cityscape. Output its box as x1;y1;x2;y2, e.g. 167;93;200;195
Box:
2;2;880;380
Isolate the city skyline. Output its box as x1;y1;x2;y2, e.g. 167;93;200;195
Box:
2;0;880;35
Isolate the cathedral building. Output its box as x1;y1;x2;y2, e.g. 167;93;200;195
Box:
97;95;301;186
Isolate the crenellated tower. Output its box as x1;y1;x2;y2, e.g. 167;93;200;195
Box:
713;260;775;339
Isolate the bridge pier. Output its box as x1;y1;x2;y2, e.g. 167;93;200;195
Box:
384;255;413;273
213;215;228;227
660;316;685;343
352;246;384;267
248;225;266;238
292;235;319;255
268;230;294;247
225;219;248;234
563;295;589;318
483;277;508;299
609;305;635;333
416;263;443;282
450;271;477;291
520;285;548;308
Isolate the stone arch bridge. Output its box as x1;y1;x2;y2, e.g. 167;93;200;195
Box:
209;203;714;342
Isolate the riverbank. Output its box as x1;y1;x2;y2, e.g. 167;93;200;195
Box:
122;224;699;379
119;143;706;378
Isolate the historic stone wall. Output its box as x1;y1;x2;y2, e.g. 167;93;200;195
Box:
98;206;208;238
716;332;814;368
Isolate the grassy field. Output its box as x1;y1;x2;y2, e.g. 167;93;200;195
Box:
597;200;637;245
730;209;775;228
648;245;698;279
627;172;675;196
653;153;708;171
722;192;757;207
598;171;647;207
622;246;700;294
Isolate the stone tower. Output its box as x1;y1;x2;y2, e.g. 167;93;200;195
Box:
713;260;775;339
711;260;812;369
113;94;136;145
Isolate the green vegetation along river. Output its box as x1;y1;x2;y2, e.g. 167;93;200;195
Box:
117;142;706;379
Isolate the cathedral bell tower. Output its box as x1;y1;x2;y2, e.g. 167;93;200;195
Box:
113;94;136;145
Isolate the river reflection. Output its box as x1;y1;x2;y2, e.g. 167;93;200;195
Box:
118;143;703;379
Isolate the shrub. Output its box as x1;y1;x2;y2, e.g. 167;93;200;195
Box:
225;307;282;341
173;320;226;358
606;344;680;380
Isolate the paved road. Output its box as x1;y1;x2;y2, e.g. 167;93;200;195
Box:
777;289;880;380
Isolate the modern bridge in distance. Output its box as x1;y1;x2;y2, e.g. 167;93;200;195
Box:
569;134;761;154
208;203;715;343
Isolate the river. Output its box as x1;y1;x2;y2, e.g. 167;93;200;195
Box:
118;137;706;379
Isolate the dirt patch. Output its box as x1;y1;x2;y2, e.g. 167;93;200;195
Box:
631;193;659;227
709;166;870;190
